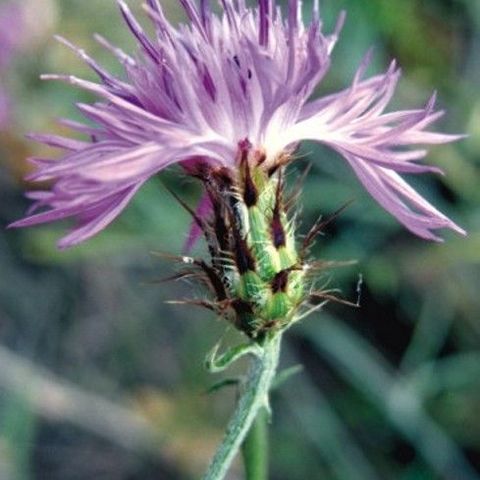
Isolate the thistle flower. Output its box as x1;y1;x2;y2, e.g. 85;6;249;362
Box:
0;1;23;129
0;3;22;71
0;0;57;129
8;3;468;473
11;0;465;247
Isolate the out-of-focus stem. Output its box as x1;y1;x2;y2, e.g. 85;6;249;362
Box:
0;344;161;454
241;407;269;480
203;334;281;480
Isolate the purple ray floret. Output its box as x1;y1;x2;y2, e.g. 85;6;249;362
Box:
11;0;465;247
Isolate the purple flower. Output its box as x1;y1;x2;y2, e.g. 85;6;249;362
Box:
0;0;57;129
0;1;23;128
11;0;465;248
0;3;23;70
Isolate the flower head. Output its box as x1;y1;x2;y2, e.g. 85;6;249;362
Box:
11;0;464;247
0;2;23;70
0;0;57;129
0;2;24;129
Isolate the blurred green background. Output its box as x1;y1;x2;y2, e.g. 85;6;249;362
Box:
1;0;479;479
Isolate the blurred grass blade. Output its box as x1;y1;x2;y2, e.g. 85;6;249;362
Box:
282;359;381;480
299;317;480;480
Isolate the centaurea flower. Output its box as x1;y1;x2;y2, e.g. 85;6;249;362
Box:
0;0;57;129
0;1;23;129
11;0;464;247
9;2;467;478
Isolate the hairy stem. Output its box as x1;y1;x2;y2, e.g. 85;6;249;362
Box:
203;334;281;480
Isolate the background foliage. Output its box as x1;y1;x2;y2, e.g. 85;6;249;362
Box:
1;0;479;478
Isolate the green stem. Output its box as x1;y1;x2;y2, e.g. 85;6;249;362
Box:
241;408;269;480
203;334;281;480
